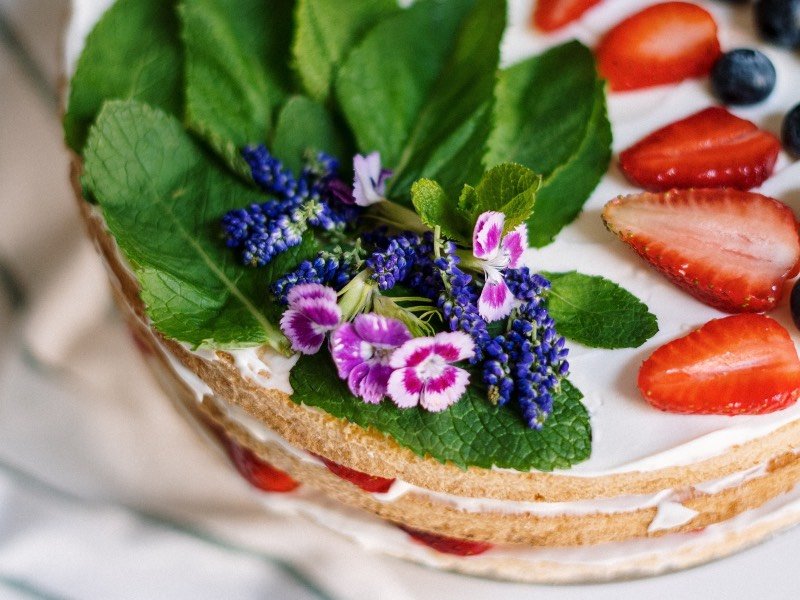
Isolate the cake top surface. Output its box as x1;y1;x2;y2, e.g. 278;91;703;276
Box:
65;0;800;476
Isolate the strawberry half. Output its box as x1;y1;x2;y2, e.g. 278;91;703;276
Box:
532;0;602;32
597;2;721;92
602;189;800;313
222;436;300;493
619;107;781;191
316;455;395;494
639;314;800;415
400;526;494;556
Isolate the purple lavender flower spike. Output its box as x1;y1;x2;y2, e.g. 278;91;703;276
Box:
386;332;475;412
353;152;392;206
330;314;412;403
280;284;341;354
471;211;528;322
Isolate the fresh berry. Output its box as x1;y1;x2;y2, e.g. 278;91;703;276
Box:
783;103;800;158
755;0;800;48
638;314;800;415
532;0;602;32
316;455;395;493
619;107;781;191
711;49;777;105
400;526;494;556
602;188;800;313
223;436;300;493
596;2;721;92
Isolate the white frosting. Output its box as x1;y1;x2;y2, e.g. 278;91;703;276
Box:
648;502;700;533
69;2;800;481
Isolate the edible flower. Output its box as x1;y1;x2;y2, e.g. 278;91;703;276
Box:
472;211;527;322
330;314;412;403
352;152;392;206
280;283;341;354
387;332;475;412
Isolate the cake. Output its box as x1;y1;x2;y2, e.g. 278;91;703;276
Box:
64;0;800;583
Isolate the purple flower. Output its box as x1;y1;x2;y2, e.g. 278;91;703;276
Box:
387;332;475;412
472;211;527;322
353;152;392;206
330;314;412;404
279;284;341;354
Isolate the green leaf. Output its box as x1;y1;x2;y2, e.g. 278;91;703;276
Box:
180;0;295;169
470;163;541;231
64;0;183;152
487;41;612;247
336;0;505;201
544;271;658;349
291;353;591;471
411;163;540;244
272;96;350;174
83;100;316;349
292;0;398;102
410;179;471;245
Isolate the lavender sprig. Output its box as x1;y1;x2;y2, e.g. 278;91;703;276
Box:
483;268;569;429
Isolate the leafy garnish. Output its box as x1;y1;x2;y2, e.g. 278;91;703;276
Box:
292;0;398;102
180;0;294;170
64;0;183;152
544;271;659;349
291;352;591;471
272;95;350;174
336;0;505;200
487;41;612;247
83;100;316;349
412;163;540;244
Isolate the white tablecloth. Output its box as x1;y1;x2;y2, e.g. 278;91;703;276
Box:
1;0;800;598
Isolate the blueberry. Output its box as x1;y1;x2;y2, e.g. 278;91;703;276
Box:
711;49;777;105
755;0;800;48
792;279;800;331
783;103;800;158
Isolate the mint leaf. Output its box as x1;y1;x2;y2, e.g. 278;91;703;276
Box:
411;179;471;244
412;163;539;243
470;163;541;231
272;96;351;174
336;0;505;201
291;353;591;471
487;41;612;247
293;0;398;102
180;0;294;170
83;100;315;349
544;271;658;349
64;0;183;152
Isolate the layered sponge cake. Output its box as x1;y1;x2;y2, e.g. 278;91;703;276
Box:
66;0;800;582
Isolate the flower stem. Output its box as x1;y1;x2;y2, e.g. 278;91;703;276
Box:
365;200;428;234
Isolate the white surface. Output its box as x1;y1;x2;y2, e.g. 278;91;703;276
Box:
1;0;800;598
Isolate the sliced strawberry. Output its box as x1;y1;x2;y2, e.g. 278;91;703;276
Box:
597;2;721;92
400;526;494;556
532;0;602;32
639;314;800;415
619;107;781;191
602;189;800;313
315;455;395;494
222;436;300;493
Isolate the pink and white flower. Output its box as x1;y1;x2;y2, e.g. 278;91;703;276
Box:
353;152;392;206
330;314;412;404
472;211;527;322
387;332;475;412
280;284;341;354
